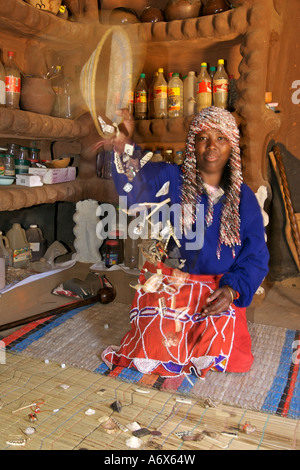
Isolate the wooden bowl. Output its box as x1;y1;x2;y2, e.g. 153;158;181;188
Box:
43;158;71;168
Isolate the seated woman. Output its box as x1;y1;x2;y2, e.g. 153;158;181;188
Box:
101;106;269;379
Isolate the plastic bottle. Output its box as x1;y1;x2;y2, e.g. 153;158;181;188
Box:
148;72;157;119
0;57;6;107
26;225;47;262
6;223;31;268
51;65;64;117
213;59;229;109
5;51;21;109
183;71;196;117
153;68;168;119
168;73;183;118
196;63;212;112
134;73;148;120
0;231;12;267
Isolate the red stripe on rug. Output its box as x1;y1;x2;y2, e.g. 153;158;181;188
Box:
2;316;54;346
139;373;160;387
161;375;185;391
109;366;125;377
282;355;300;417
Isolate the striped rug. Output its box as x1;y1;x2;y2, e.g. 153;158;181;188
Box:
3;302;299;420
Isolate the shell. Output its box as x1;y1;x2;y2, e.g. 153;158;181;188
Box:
125;436;143;449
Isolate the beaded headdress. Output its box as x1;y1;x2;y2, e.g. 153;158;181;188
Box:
180;106;243;258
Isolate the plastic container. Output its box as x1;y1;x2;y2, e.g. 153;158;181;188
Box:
213;59;229;109
134;72;148;120
168;73;183;117
5;51;21;109
105;240;119;268
196;62;212;112
0;231;12;267
153;68;168;119
183;71;196;117
15;159;30;175
6;223;31;268
26;224;47;262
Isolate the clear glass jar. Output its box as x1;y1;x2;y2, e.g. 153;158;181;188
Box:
7;143;20;159
4;155;15;176
19;146;29;161
29;148;40;167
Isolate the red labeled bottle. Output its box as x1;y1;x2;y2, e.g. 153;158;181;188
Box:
196;62;212;112
5;51;21;109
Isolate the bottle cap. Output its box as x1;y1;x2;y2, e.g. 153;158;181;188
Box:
218;59;225;64
30;225;38;228
158;68;164;73
8;51;14;57
201;62;207;67
140;73;145;78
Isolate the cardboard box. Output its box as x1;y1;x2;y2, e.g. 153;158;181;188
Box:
28;167;76;184
16;174;43;187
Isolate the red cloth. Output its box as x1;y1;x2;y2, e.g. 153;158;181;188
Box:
102;262;253;378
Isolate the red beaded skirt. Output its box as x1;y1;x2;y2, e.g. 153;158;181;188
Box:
102;262;253;378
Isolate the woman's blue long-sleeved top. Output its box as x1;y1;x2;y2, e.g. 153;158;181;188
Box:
112;160;269;308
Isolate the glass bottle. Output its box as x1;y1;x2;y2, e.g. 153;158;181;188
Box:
183;71;196;117
196;62;212;112
29;148;41;167
148;71;157;119
134;73;148;120
213;59;229;109
153;68;168;119
0;57;6;107
5;51;21;109
60;74;74;119
51;65;64;117
4;155;15;176
168;73;183;118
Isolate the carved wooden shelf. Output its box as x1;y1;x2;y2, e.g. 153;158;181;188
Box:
0;177;118;212
0;108;90;141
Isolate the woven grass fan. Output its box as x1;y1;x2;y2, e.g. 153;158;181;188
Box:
80;26;133;139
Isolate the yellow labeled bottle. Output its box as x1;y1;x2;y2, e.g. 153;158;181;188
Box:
134;73;148;120
168;73;183;118
213;59;229;109
153;68;168;119
196;63;212;112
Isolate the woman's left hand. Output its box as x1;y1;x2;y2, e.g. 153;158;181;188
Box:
201;286;235;316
